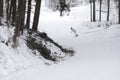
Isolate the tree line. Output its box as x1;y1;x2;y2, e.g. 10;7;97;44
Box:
0;0;41;47
44;0;79;11
90;0;120;24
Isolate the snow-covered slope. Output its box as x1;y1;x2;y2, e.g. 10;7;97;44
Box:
18;1;120;80
0;25;73;80
0;26;40;80
0;1;120;80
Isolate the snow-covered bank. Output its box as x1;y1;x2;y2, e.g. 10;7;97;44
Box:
0;1;120;80
17;33;120;80
18;2;120;80
0;26;73;80
0;26;40;80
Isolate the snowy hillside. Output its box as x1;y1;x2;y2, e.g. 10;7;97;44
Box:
0;0;120;80
19;1;120;80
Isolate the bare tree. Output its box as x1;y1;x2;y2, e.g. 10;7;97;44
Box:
119;0;120;24
13;0;25;47
107;0;110;21
93;0;96;22
90;0;93;22
11;0;16;26
99;0;102;21
20;0;26;33
32;0;41;31
0;0;3;25
26;0;32;28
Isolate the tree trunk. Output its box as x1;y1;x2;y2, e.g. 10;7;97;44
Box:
13;0;24;47
90;0;93;22
6;0;9;26
6;0;12;26
8;1;13;23
20;0;26;33
107;0;110;21
0;0;3;25
93;0;96;22
32;0;41;31
11;0;16;26
26;0;32;28
99;0;102;21
0;0;3;17
119;0;120;24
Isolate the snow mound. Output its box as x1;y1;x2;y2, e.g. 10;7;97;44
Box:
0;26;74;80
23;29;74;61
0;26;38;80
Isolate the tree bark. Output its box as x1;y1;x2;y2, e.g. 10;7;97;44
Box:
0;0;3;17
0;0;3;25
107;0;110;21
11;0;16;26
13;0;24;47
99;0;102;21
21;0;26;33
93;0;96;22
32;0;41;31
90;0;93;22
26;0;32;28
119;0;120;24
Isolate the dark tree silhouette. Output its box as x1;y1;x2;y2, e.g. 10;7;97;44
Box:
13;0;25;47
11;0;17;26
119;0;120;24
32;0;42;31
90;0;93;22
99;0;102;21
26;0;32;28
107;0;110;21
0;0;3;25
93;0;96;22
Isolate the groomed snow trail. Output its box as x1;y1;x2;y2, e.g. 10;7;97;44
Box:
18;5;120;80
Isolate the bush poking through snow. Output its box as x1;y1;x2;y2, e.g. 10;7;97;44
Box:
24;29;75;61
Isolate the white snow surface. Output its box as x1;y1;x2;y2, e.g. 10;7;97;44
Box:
0;1;120;80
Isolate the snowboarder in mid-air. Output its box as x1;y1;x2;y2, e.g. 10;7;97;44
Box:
58;0;70;16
